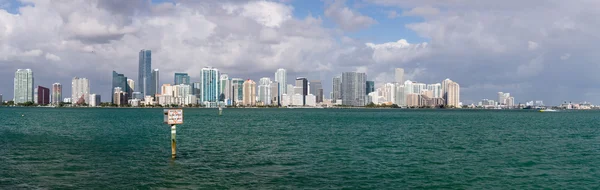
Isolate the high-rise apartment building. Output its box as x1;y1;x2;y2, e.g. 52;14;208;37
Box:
443;79;460;107
150;69;159;97
35;86;50;105
332;76;342;103
89;94;100;107
270;82;279;106
395;85;405;106
395;68;404;84
174;73;190;85
72;77;90;105
127;79;135;99
427;83;442;98
14;69;34;104
383;83;396;103
275;68;287;98
242;79;256;106
200;67;220;103
231;78;244;105
258;77;272;105
112;71;128;102
309;80;323;103
138;49;152;96
113;87;126;106
52;83;62;105
341;72;366;106
220;74;231;104
295;77;308;105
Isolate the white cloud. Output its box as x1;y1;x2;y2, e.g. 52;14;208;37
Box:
325;0;377;31
45;53;60;61
528;41;539;51
560;53;571;60
402;6;440;17
20;49;43;57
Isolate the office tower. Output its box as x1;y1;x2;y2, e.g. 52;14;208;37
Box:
89;94;100;107
258;77;272;105
413;83;427;94
137;49;152;96
52;83;62;105
270;82;279;106
71;77;90;105
231;78;244;105
341;72;366;106
332;76;342;103
127;79;135;99
35;86;50;105
295;77;308;105
192;82;201;95
14;69;34;103
113;87;127;106
395;68;404;84
309;80;323;103
427;83;442;98
200;67;220;103
219;74;231;103
242;79;256;106
149;69;159;97
112;71;128;102
174;73;190;85
275;68;287;97
366;81;375;95
444;79;460;107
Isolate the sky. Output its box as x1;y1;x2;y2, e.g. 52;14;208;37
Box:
1;0;599;105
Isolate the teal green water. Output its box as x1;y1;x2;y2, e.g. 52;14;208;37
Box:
1;108;600;189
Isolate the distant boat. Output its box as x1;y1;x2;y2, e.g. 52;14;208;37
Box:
539;109;558;112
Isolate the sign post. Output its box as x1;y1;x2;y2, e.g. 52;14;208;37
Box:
164;109;183;158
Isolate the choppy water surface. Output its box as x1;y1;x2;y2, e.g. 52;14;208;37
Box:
1;108;599;189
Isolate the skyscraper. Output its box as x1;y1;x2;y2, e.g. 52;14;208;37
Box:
231;78;244;105
274;68;286;97
332;76;342;103
366;81;375;95
138;49;152;97
113;87;126;106
341;72;366;106
112;71;128;102
427;83;442;98
270;82;279;106
242;79;256;106
71;77;90;105
309;80;323;103
295;77;308;105
443;79;460;107
220;74;231;104
14;69;34;104
258;77;272;105
150;69;159;97
35;86;50;105
174;73;190;85
52;83;62;105
395;68;404;84
127;79;135;99
200;67;220;103
89;94;100;107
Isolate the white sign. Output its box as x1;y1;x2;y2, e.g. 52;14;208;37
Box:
166;109;183;125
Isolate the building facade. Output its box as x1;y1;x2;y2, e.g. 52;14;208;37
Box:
295;77;308;105
309;80;323;103
14;69;34;103
174;73;190;85
366;81;375;95
258;77;272;105
72;77;90;105
89;94;101;107
270;82;279;106
138;49;152;97
200;67;220;103
112;71;128;102
341;72;366;106
332;76;342;103
220;74;231;104
35;86;50;105
52;83;62;105
231;78;244;105
242;79;256;106
275;68;286;98
395;68;404;84
150;69;159;97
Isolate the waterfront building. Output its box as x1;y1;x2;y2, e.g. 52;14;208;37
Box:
366;81;375;95
270;82;279;106
220;74;231;104
242;79;256;106
383;83;396;104
72;77;90;105
231;78;244;105
14;69;34;103
332;76;342;103
258;77;272;105
281;94;291;107
395;68;404;84
443;79;460;107
127;79;135;99
286;84;294;95
89;94;100;107
306;94;316;107
295;77;308;105
137;49;152;97
309;80;323;103
427;83;442;98
52;83;62;105
275;68;287;100
35;86;50;105
291;94;304;106
112;71;128;102
200;67;220;103
150;69;159;97
113;87;127;106
341;72;366;106
395;85;405;106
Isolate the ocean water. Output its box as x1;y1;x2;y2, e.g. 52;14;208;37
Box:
1;108;599;189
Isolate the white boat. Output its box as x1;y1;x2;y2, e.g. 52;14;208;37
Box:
539;109;557;112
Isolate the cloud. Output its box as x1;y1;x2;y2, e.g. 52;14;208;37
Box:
325;0;377;31
387;10;398;19
560;53;571;60
402;6;440;17
528;41;539;51
45;53;61;61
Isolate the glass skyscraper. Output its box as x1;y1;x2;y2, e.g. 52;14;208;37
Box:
112;71;128;102
174;73;190;85
200;67;220;103
341;72;366;106
309;80;323;103
138;49;152;97
366;81;375;95
274;68;286;99
52;83;62;105
332;76;341;102
151;69;159;97
231;78;244;105
14;69;34;104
